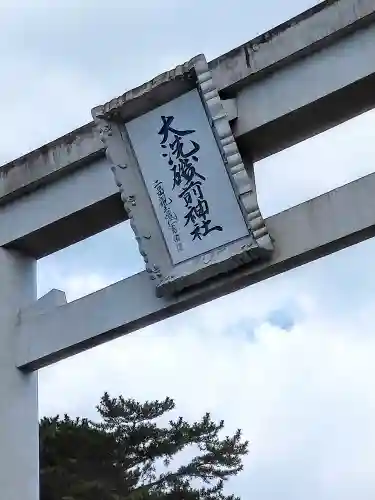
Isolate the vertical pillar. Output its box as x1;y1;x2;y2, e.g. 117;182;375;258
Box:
0;249;38;500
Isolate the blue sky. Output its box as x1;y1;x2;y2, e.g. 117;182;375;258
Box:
2;0;375;498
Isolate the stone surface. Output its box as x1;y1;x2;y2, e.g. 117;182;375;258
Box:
0;249;38;500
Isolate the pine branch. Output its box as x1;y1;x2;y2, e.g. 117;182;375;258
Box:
40;393;248;500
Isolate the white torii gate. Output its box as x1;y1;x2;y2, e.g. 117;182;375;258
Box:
1;1;375;498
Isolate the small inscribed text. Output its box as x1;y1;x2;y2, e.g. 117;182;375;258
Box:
153;179;183;252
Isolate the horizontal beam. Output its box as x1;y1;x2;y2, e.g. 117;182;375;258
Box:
0;123;104;204
1;0;374;203
0;158;125;258
209;0;375;93
235;21;375;160
17;170;375;370
239;72;375;161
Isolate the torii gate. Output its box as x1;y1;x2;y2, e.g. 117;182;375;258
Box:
1;1;375;498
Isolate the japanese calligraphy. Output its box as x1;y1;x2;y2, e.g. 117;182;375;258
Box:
158;115;223;242
153;180;183;252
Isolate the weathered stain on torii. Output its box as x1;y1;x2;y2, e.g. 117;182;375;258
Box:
0;123;104;204
209;0;375;90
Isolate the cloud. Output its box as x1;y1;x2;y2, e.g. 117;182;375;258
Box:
38;268;375;499
37;222;145;300
265;308;296;331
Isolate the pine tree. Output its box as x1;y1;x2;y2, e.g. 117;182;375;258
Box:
40;393;248;500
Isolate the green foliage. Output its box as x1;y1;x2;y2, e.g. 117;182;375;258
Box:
40;393;248;500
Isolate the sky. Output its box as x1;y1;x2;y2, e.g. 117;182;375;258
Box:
2;0;375;498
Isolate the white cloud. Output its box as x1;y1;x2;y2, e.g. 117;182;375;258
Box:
38;268;375;499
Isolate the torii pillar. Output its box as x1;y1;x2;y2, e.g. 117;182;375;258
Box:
0;248;38;500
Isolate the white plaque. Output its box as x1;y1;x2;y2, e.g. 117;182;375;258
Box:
93;54;273;296
126;89;248;264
